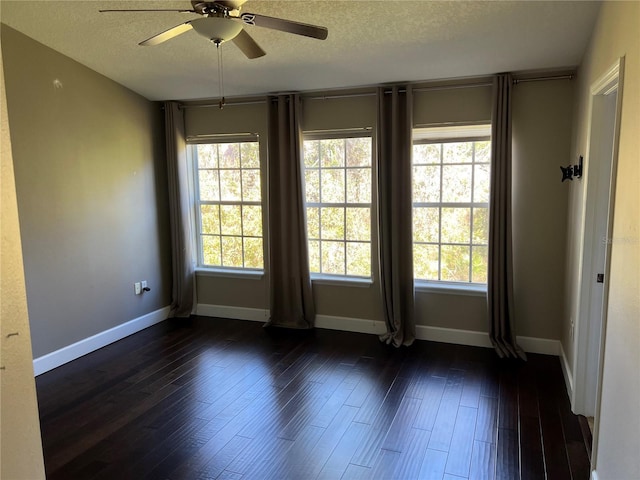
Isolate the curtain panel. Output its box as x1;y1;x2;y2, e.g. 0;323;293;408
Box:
164;101;195;318
377;86;416;347
266;94;315;329
487;75;526;359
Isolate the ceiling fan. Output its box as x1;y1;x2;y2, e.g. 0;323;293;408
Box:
99;1;329;59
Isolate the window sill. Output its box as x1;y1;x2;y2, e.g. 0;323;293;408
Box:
311;274;373;288
415;281;486;297
195;268;264;280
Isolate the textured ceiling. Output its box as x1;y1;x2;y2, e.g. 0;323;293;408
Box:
0;0;600;101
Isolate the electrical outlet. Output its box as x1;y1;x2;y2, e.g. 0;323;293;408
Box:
134;282;142;295
141;280;147;289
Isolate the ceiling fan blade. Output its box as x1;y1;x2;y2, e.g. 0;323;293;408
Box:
99;9;196;13
240;13;328;40
139;22;194;46
232;29;266;59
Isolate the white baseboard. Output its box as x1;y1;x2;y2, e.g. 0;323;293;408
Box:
196;304;560;356
33;306;170;376
416;324;493;348
559;341;574;401
196;304;268;322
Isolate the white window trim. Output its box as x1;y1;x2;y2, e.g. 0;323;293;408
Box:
415;280;487;297
189;138;265;272
195;267;264;280
302;132;374;280
310;273;373;288
412;124;492;286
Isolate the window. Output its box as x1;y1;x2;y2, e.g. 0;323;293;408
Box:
192;140;263;270
412;125;491;284
303;134;373;278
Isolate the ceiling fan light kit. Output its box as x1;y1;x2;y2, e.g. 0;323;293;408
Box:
190;16;243;43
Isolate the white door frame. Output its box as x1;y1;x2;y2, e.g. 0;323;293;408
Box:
571;57;624;458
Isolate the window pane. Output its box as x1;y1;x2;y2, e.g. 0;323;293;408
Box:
306;207;319;239
309;240;320;272
199;170;220;201
321;240;345;275
345;207;370;241
414;144;441;164
441;208;470;243
243;238;263;269
413;165;440;203
221;236;243;267
443;142;472;163
218;143;240;168
473;164;490;203
347;242;370;276
441;245;470;282
414;244;439;280
220;205;242;236
472;208;489;244
346;168;371;203
200;205;220;234
202;235;221;266
305;169;320;203
219;169;242;201
242;205;262;237
472;246;488;283
413;207;439;243
197;144;218;168
320;139;345;167
346;137;372;167
304;140;320;168
303;135;372;278
442;165;472;203
242;169;261;202
475;141;491;163
320;207;344;240
321;168;345;203
240;142;259;168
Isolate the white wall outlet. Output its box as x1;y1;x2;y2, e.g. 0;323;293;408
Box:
141;280;147;289
134;282;142;295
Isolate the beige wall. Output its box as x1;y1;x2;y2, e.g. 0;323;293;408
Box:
512;79;574;339
565;2;640;478
1;26;171;358
184;79;574;340
1;42;46;480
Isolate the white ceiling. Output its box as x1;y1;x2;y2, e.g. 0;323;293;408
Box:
0;0;600;101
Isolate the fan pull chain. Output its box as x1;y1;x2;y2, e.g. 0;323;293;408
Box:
215;40;225;109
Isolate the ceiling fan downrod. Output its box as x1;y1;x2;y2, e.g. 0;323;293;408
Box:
214;39;225;109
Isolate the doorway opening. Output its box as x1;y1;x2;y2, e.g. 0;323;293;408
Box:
571;58;624;470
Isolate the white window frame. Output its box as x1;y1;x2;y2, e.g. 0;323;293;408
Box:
302;130;374;283
412;124;491;295
188;134;265;275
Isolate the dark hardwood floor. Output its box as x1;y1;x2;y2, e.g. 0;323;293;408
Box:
36;316;590;480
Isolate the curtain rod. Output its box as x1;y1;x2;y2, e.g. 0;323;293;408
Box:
177;73;574;108
180;99;266;109
513;74;574;84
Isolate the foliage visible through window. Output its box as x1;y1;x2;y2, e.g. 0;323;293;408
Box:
194;141;263;269
413;133;491;283
303;136;372;277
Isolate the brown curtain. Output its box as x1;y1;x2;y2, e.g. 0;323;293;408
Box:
164;101;195;318
487;74;525;359
266;95;315;329
377;86;416;347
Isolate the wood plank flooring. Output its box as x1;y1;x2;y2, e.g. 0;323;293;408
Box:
36;316;590;479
